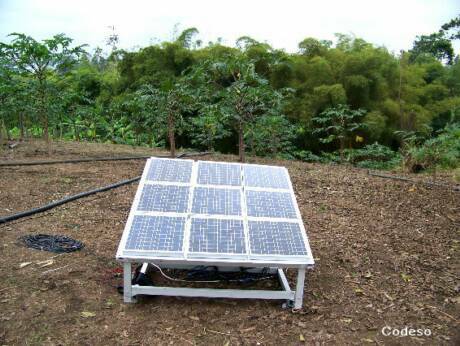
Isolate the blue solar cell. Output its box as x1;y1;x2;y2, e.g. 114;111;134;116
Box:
138;185;189;213
126;215;185;252
192;187;242;216
243;165;290;189
248;221;307;256
188;218;246;254
197;162;241;186
147;159;192;183
246;190;297;218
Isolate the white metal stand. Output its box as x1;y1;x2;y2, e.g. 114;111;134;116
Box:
122;262;307;309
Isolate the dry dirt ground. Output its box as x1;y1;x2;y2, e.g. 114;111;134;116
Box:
0;140;459;345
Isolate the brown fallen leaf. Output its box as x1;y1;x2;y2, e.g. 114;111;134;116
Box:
189;316;200;321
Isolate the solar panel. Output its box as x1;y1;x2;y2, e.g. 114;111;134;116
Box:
147;158;193;183
188;218;246;255
246;190;297;219
197;162;241;186
138;184;189;213
125;215;185;253
248;221;307;256
243;165;290;189
117;158;313;266
192;187;242;216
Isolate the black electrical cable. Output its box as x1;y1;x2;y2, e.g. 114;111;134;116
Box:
183;266;277;284
19;234;84;253
0;151;209;225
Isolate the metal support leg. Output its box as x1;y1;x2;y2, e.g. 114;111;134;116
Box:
293;266;306;309
123;262;136;303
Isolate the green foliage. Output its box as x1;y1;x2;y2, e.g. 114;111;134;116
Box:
343;143;401;169
1;28;459;172
293;150;324;163
0;33;86;148
203;54;285;161
403;124;460;172
246;115;297;157
136;77;194;155
441;14;460;40
410;32;454;64
188;104;230;150
312;104;367;160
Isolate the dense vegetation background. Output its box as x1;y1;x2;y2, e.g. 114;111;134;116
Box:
1;17;459;172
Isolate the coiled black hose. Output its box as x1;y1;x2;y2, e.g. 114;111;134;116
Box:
19;234;84;253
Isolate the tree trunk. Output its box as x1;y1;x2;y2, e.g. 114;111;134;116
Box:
168;113;176;157
6;124;11;141
0;118;6;149
38;78;51;155
19;113;25;141
339;137;345;163
238;121;245;162
398;51;404;136
44;115;50;154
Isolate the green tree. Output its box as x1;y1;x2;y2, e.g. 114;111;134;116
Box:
298;37;331;58
312;104;367;161
441;15;460;40
189;104;230;151
209;55;285;162
410;32;454;64
246;115;297;157
0;33;85;153
138;78;193;157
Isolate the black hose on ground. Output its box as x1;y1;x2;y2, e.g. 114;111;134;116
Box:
0;151;210;167
0;176;141;225
0;155;152;167
0;151;210;225
367;170;460;191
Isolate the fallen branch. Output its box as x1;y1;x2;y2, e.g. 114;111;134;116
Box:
206;328;231;336
367;171;460;192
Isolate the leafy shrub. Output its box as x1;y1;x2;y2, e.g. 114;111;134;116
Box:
403;124;460;172
343;142;401;169
246;115;297;157
293;150;324;163
8;127;20;139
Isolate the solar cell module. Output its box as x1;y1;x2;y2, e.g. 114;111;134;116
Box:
117;158;314;308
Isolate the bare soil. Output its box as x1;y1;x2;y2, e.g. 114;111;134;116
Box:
0;140;459;345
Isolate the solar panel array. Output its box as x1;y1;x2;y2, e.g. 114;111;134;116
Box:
117;158;313;265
